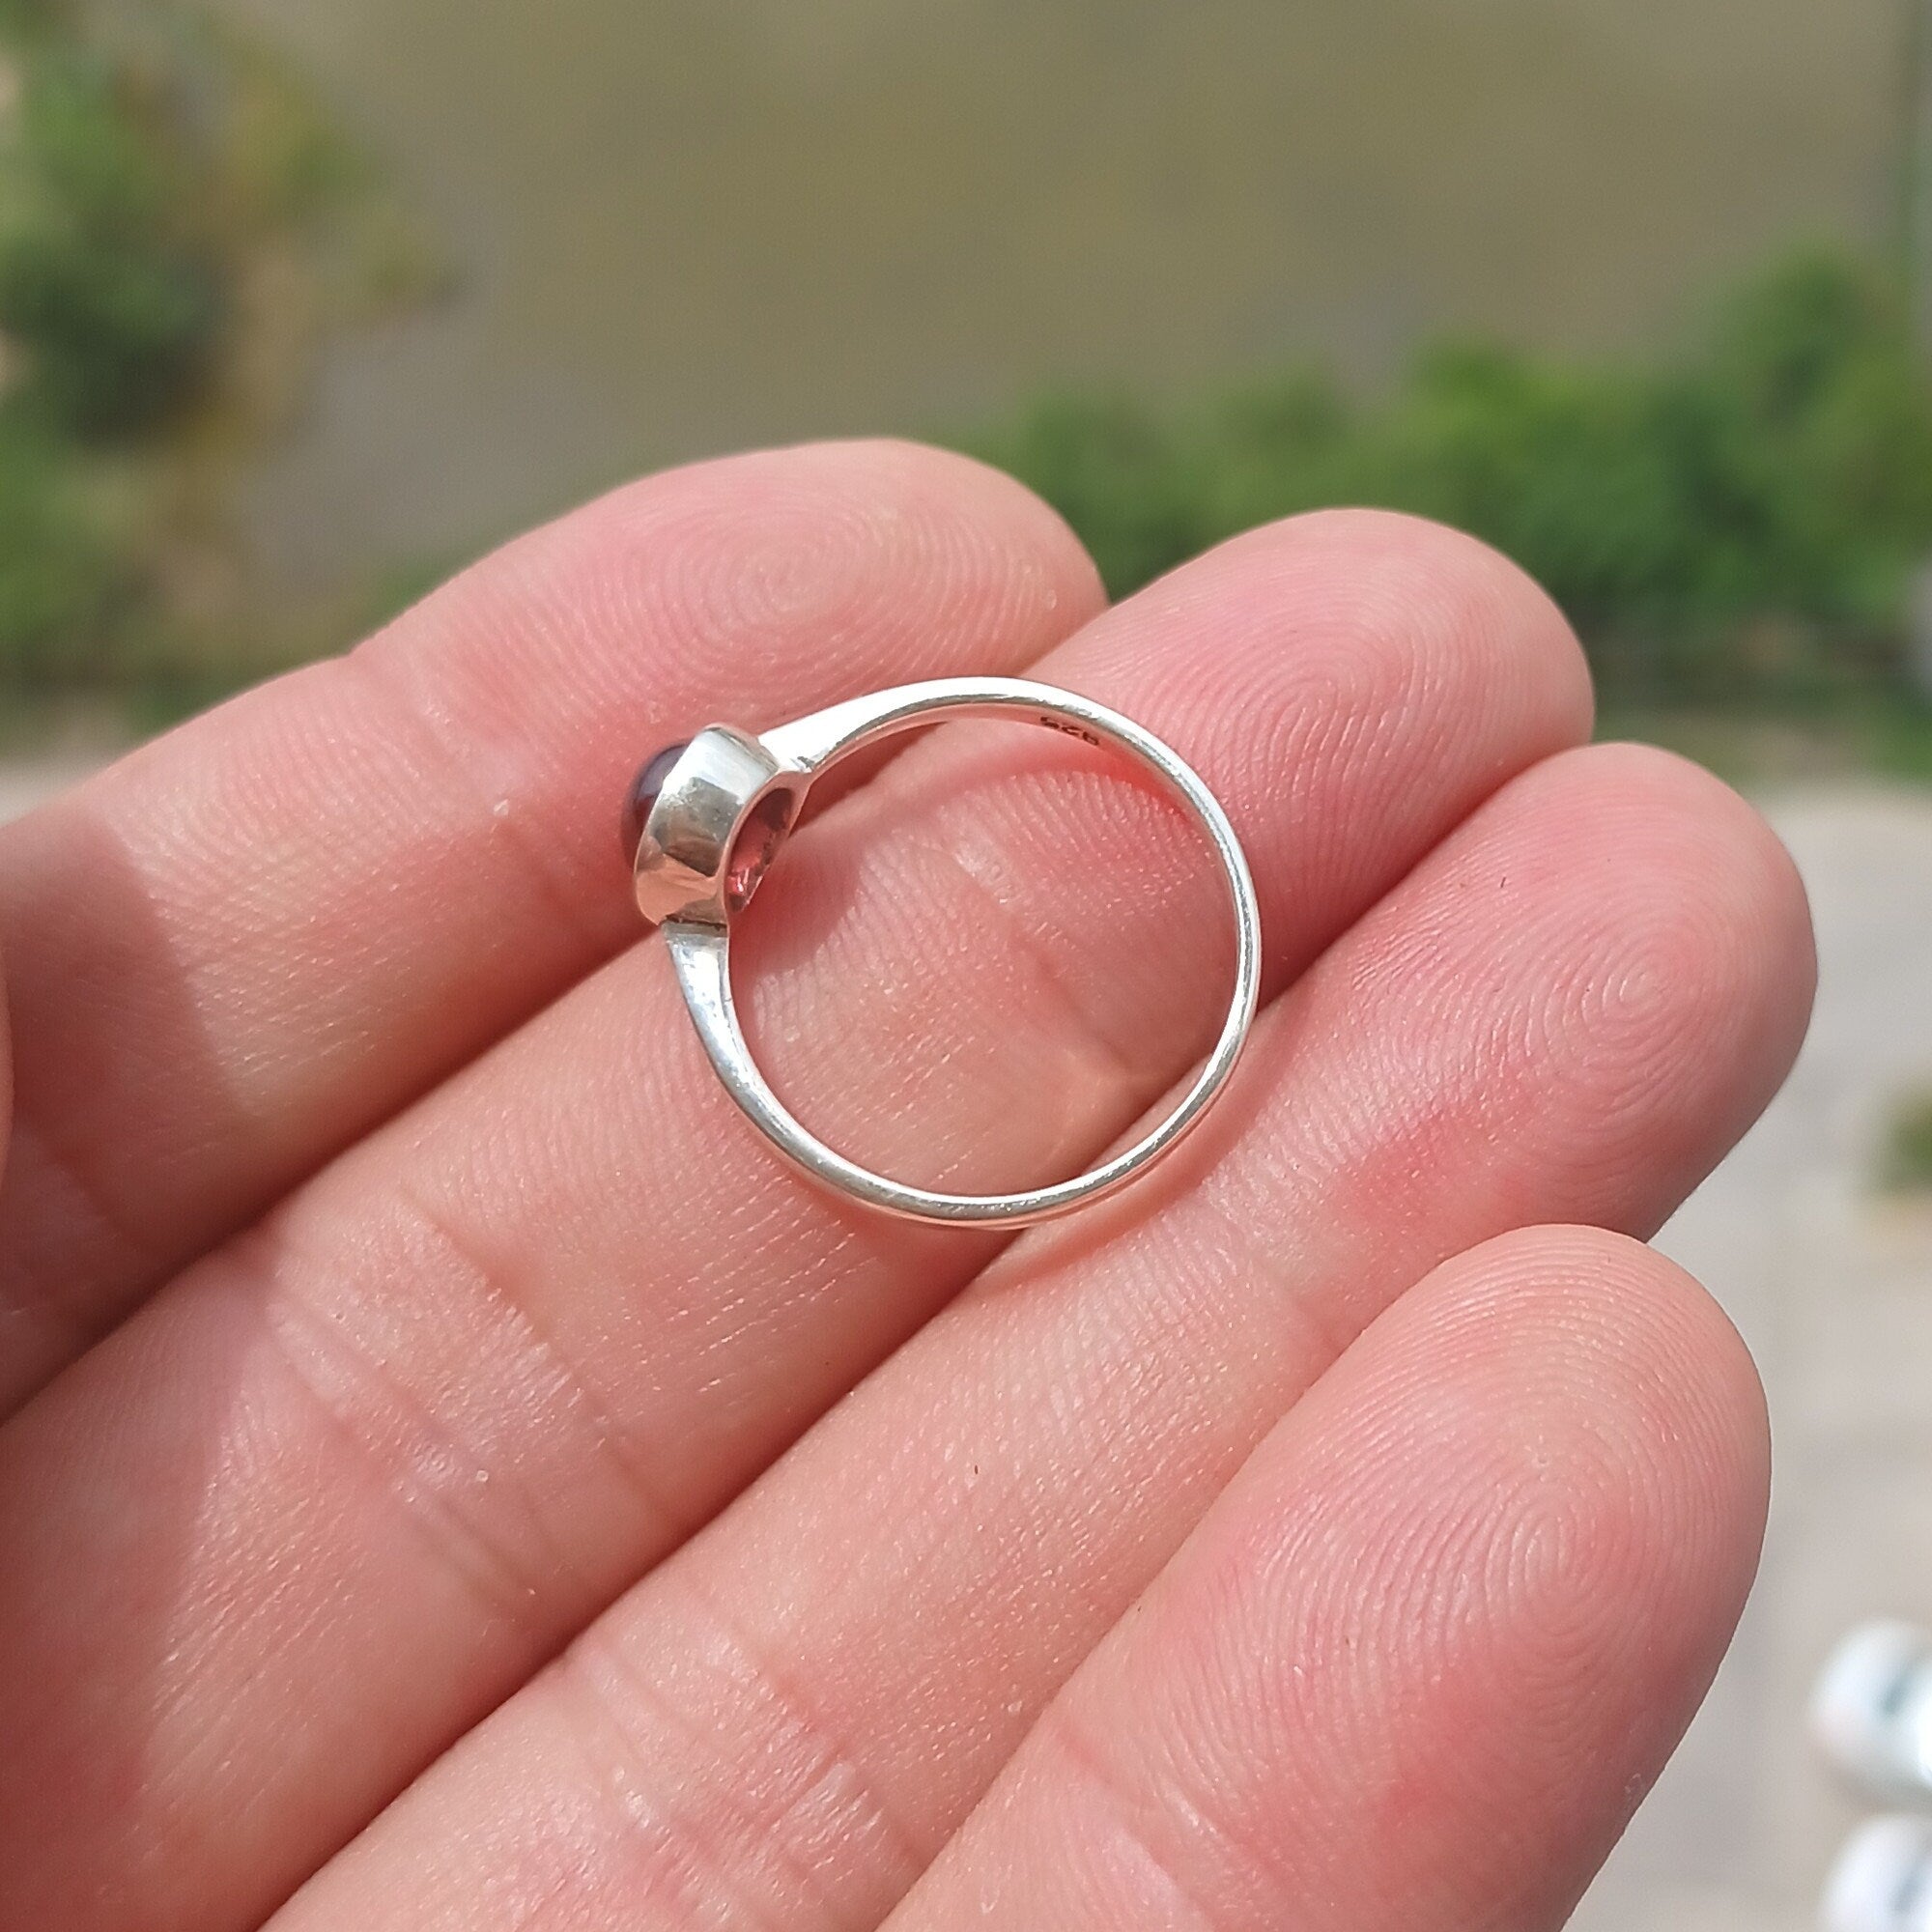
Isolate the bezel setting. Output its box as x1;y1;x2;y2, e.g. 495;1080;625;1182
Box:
629;725;804;927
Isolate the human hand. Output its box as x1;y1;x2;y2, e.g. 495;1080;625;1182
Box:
0;442;1814;1930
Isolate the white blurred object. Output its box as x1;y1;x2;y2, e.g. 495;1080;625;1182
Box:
1813;1623;1932;1804
1823;1816;1932;1932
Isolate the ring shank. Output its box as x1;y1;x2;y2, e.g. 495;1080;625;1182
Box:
663;677;1262;1227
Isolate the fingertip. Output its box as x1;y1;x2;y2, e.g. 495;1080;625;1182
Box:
1582;737;1818;1011
1410;742;1815;1240
1116;505;1596;755
1583;744;1817;1139
1163;1224;1771;1927
842;437;1110;624
380;437;1107;711
1254;1223;1771;1694
1420;1222;1773;1572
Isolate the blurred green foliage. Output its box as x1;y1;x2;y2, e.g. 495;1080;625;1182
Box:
1881;1085;1932;1193
0;24;219;437
0;0;212;689
965;251;1932;710
0;0;440;720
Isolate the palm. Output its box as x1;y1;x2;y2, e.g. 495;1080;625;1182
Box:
0;441;1812;1931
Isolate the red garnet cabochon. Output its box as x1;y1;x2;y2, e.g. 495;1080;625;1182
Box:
619;739;691;863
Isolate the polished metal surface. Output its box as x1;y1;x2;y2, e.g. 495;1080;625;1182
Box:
630;676;1262;1226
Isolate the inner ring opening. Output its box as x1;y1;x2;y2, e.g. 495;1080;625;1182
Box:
725;702;1248;1207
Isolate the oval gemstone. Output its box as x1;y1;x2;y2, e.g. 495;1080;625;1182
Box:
619;739;691;863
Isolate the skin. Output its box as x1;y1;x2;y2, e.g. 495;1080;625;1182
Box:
0;440;1813;1931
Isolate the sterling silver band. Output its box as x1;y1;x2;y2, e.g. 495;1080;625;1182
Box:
628;676;1262;1226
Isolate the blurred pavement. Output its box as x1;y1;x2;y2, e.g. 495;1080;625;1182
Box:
1579;788;1932;1930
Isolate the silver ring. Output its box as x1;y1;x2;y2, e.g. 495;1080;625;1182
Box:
624;676;1262;1226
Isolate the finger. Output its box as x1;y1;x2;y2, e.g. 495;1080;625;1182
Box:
275;744;1809;1932
0;513;1591;1932
0;439;1103;1410
887;1226;1769;1932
